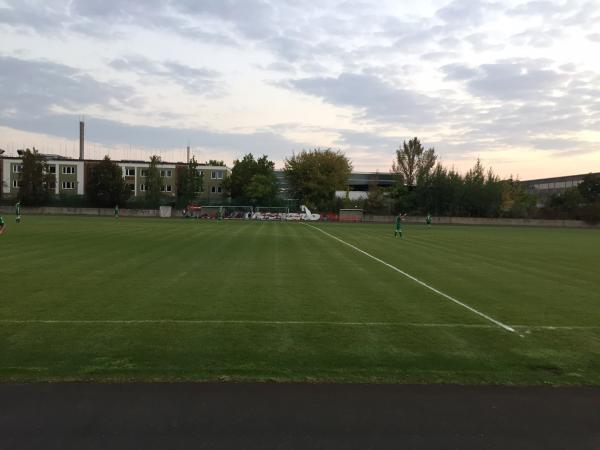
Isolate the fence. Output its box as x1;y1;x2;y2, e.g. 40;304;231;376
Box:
0;206;162;218
363;215;600;228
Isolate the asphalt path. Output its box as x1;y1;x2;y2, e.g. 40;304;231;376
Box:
1;383;599;449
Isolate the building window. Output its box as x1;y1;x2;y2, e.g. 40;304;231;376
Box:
62;166;76;175
211;171;223;180
140;169;148;177
211;186;216;193
125;168;135;176
47;166;56;174
13;164;23;173
140;184;147;192
217;186;222;193
62;181;75;189
160;169;172;177
12;180;23;188
160;185;173;192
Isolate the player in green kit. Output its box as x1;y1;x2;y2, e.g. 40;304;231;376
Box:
15;201;21;224
0;216;5;235
394;213;406;238
114;204;119;218
426;213;432;228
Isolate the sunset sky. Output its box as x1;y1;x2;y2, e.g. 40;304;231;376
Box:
1;0;599;179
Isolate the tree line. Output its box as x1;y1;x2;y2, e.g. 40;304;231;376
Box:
6;144;600;223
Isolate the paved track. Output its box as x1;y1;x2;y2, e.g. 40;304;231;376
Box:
1;383;599;449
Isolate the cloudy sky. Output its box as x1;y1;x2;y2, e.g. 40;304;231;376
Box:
1;0;599;178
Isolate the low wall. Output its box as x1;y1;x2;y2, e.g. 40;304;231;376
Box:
0;206;161;218
363;215;599;228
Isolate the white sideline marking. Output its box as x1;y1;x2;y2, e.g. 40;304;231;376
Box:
302;223;517;334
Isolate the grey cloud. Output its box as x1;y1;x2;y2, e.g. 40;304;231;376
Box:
0;56;137;117
442;60;568;101
420;51;459;61
1;113;306;161
0;55;305;159
436;0;503;29
507;1;569;17
442;63;480;81
1;0;239;46
333;130;401;150
464;33;504;51
469;63;567;100
511;28;562;48
587;33;600;42
287;73;441;124
508;1;600;29
109;56;223;95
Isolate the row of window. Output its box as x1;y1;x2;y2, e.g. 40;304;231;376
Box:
533;180;582;190
13;180;75;189
127;169;224;179
13;165;225;179
124;168;174;177
135;184;173;192
12;165;76;174
10;180;223;195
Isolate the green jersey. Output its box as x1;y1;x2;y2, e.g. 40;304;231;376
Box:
426;214;432;224
15;203;21;215
0;216;4;226
395;215;402;229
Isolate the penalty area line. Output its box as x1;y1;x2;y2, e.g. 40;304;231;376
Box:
302;223;517;334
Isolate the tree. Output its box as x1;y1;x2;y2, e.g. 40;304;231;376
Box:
246;173;278;205
284;148;352;211
18;148;53;206
577;173;600;203
145;155;163;207
500;177;537;218
547;188;584;218
461;159;487;216
177;157;203;206
222;154;277;204
87;156;131;207
206;159;225;166
392;137;436;187
365;180;385;214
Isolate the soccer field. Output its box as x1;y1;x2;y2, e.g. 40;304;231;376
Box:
1;216;599;384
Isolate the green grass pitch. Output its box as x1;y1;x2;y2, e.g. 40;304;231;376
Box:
1;216;599;384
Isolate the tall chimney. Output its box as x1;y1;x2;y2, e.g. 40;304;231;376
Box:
79;120;85;160
187;145;190;163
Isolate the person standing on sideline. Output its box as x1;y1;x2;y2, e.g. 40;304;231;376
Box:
394;213;406;238
114;204;120;219
15;201;21;224
0;216;6;235
426;213;432;228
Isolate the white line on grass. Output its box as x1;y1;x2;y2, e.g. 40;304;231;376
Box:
302;223;517;334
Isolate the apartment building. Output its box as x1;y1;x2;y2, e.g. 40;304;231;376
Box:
0;156;230;202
